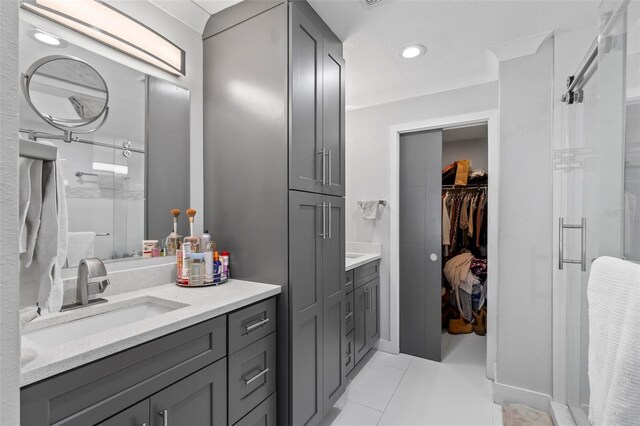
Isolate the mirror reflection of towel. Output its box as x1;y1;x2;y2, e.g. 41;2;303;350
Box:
68;95;102;119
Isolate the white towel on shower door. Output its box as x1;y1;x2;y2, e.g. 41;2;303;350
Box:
587;256;640;426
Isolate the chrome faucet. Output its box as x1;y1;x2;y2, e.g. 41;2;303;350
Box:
61;257;110;311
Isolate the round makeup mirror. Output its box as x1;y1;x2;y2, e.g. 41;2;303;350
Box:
22;55;109;140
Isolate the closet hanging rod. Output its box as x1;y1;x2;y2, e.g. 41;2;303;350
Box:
442;184;487;189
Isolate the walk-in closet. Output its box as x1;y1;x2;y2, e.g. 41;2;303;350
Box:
399;123;489;363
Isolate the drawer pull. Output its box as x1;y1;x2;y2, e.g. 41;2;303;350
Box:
346;281;353;286
159;410;168;426
244;318;270;332
345;312;353;320
141;423;147;426
244;367;270;385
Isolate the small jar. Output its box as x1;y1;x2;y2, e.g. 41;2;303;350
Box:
189;253;205;286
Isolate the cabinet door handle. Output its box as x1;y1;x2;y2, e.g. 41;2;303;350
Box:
317;203;326;238
159;410;168;426
140;423;147;426
364;288;370;313
328;202;332;239
244;367;270;385
327;150;332;186
318;149;326;185
345;312;353;320
244;317;270;332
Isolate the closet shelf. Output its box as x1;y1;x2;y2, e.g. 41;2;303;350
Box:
442;183;487;189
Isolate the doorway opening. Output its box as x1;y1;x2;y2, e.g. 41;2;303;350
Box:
397;123;489;365
388;110;498;380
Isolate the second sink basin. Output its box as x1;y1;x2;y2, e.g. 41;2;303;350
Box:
23;297;188;347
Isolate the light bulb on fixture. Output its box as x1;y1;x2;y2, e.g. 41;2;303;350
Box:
401;44;426;59
33;30;61;46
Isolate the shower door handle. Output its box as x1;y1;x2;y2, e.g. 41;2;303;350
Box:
558;217;586;272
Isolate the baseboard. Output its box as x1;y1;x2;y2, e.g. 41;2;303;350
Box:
550;401;577;426
494;381;552;413
374;338;398;354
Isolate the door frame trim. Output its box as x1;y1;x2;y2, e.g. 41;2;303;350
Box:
386;109;499;380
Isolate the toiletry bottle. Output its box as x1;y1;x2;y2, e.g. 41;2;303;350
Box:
213;251;222;284
220;251;230;280
204;241;215;284
180;209;201;284
189;253;205;286
200;230;212;250
166;209;183;256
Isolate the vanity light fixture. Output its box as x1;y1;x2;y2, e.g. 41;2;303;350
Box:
401;44;426;59
21;0;186;76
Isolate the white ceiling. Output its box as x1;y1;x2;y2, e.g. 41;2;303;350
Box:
149;0;242;33
307;0;600;109
149;0;601;110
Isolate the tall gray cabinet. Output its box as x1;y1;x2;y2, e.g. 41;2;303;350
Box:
202;2;345;425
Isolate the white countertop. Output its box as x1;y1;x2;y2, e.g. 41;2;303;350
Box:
21;280;281;386
345;252;382;271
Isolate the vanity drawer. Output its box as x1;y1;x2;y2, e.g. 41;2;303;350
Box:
345;290;354;334
228;332;277;425
21;316;226;426
344;330;355;374
229;298;276;354
354;260;380;289
234;392;277;426
345;270;354;293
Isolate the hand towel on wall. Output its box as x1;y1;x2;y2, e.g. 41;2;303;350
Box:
587;256;640;426
20;160;68;313
19;158;34;254
21;160;43;265
359;201;380;220
66;232;96;267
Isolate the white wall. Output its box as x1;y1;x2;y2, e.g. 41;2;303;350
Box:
346;82;498;342
0;0;21;423
20;0;205;234
494;37;554;409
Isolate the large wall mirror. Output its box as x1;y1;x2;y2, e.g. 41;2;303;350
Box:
19;20;190;268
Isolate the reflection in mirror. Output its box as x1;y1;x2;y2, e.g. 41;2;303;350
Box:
26;56;108;128
19;21;190;269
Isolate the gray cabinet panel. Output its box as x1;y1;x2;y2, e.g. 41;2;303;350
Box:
323;197;346;412
229;298;277;355
228;333;277;425
354;260;380;289
98;400;148;426
322;40;345;197
353;284;367;365
234;393;277;426
344;330;355;375
146;76;190;240
399;130;443;362
345;290;354;334
203;3;288;289
289;191;324;426
290;3;323;194
149;359;227;426
365;278;380;348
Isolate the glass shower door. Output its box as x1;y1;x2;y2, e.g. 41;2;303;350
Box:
560;1;630;423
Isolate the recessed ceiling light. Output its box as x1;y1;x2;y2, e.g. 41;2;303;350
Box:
33;30;61;46
401;44;426;59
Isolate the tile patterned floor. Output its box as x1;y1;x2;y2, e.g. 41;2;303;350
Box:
320;334;503;426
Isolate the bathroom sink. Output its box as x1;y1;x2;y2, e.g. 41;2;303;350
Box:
23;297;187;347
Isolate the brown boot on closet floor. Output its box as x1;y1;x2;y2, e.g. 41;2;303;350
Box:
473;308;487;336
448;317;474;334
